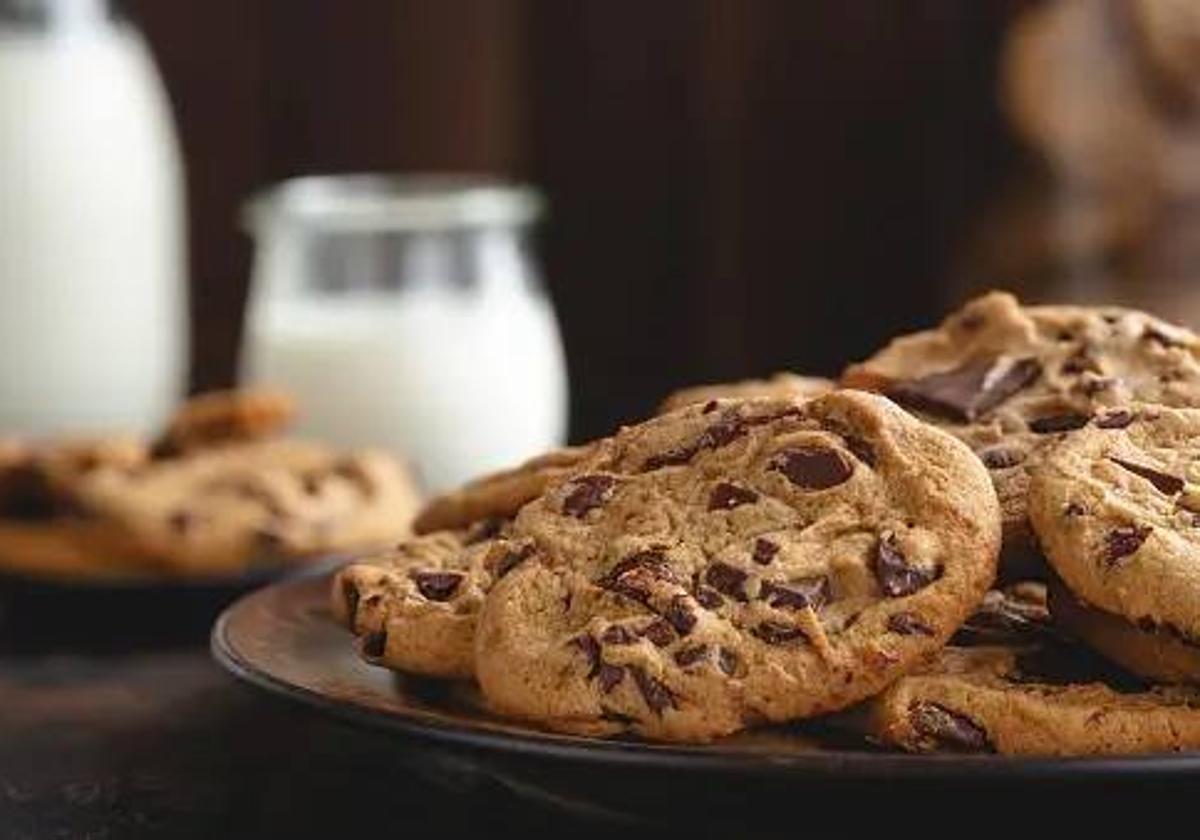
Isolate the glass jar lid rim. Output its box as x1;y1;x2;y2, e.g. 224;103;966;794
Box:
242;174;544;232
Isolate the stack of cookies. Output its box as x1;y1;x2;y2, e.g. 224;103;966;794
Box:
0;390;422;579
334;291;1200;755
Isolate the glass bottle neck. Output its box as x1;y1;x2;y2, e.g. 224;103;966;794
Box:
0;0;112;32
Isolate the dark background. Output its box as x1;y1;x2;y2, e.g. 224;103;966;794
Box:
121;0;1032;441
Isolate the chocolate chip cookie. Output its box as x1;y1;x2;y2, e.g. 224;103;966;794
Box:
850;645;1200;755
413;446;592;535
657;373;833;415
333;528;536;678
1030;406;1200;683
151;388;295;457
843;291;1200;572
474;391;1001;742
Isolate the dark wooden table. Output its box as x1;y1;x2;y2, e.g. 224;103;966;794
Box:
0;640;616;840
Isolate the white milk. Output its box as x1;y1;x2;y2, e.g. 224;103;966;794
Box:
244;285;568;492
0;9;186;436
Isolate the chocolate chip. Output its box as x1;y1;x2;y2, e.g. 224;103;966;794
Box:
673;644;708;667
601;625;637;645
464;516;505;545
571;634;602;679
704;562;749;602
1103;526;1151;565
1064;501;1086;517
842;435;877;467
1094;409;1134;429
874;535;940;597
342;579;361;626
599;550;678;604
770;446;853;490
597;663;625;693
978;446;1025;469
695;585;723;609
886;356;1041;423
708;482;759;511
909;701;992;752
1109;457;1184;496
1028;413;1090;434
562;474;618;518
630;666;676;714
751;621;808;645
702;400;719;414
491;544;535;579
361;630;387;659
664;595;697;636
717;647;740;676
410;571;463;601
887;612;934;636
1143;323;1188;348
760;576;830;611
642;407;805;472
752;538;780;565
640;619;675;647
168;510;193;534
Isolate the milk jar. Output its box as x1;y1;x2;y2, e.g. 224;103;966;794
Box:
241;176;569;492
0;0;187;436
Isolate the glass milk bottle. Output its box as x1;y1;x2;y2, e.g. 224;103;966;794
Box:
0;0;187;435
241;176;569;492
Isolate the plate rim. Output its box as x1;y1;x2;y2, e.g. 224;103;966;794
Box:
211;575;1200;779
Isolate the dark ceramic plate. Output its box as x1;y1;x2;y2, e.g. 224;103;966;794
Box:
211;575;1200;827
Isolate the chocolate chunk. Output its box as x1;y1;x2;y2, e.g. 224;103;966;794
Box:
464;516;505;545
842;435;877;467
1064;501;1086;517
1029;413;1090;434
168;510;193;534
702;400;719;414
874;535;940;597
1103;526;1151;566
361;630;387;659
708;482;759;511
760;576;831;611
597;663;625;693
1143;323;1188;348
978;446;1025;470
629;665;677;714
909;701;992;752
704;562;749;602
887;612;934;636
410;571;463;601
752;538;780;565
491;544;535;580
1109;457;1184;495
600;550;678;604
342;579;361;626
571;634;602;679
601;625;636;645
770;446;853;490
640;619;675;647
642;407;805;472
695;585;723;609
1094;409;1134;429
673;644;709;667
886;356;1041;423
717;647;740;676
562;474;618;518
664;595;697;636
751;621;808;645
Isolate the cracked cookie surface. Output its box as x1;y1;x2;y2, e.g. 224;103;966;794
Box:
474;391;1000;742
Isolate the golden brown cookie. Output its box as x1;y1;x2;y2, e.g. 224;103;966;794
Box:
843;291;1200;571
151;388;296;457
474;391;1000;742
849;644;1200;756
413;446;592;535
657;373;833;415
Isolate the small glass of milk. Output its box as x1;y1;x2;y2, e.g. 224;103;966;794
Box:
240;175;569;493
